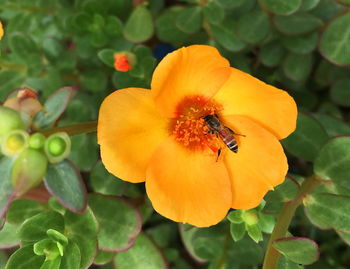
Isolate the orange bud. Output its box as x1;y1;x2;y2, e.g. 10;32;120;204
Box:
113;53;133;72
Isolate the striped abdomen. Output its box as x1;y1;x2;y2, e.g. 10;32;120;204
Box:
218;127;238;153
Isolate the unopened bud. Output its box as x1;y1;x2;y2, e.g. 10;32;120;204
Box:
242;210;259;226
113;52;135;72
3;88;42;117
0;21;3;40
29;133;46;149
44;132;71;163
12;148;48;196
0;106;25;137
1;130;29;156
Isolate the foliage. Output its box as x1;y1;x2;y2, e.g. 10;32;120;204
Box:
0;0;350;268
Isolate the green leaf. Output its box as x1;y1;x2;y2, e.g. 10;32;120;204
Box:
18;211;64;243
337;0;350;4
274;13;322;35
123;5;154;43
336;230;350;246
273;237;319;265
62;209;97;268
176;6;202;34
5;245;45;269
114;233;167;269
68;134;99;172
300;0;320;11
305;193;350;232
33;87;75;129
312;114;350;137
319;13;350;65
246;224;263;243
0;222;20;248
81;70;107;92
227;238;263;265
8;33;38;59
105;16;123;36
149;224;177;249
6;199;45;224
90;161;126;196
40;257;61;269
94;250;115;265
216;0;244;8
282;113;329;161
44;160;87;213
230;222;246;242
59;242;81;269
277;255;303;268
155;8;188;43
97;49;115;67
237;10;270;44
259;43;285;67
281;32;318;54
0;71;26;100
259;212;275;234
314;136;350;184
283;52;313;81
202;1;224;25
227;210;243;224
209;23;246;52
330;78;350;107
0;157;15;218
88;194;141;252
260;0;302;15
179;225;207;263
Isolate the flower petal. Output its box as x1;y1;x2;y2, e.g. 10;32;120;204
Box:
98;88;169;183
151;45;231;117
221;115;288;209
214;68;297;139
146;137;232;227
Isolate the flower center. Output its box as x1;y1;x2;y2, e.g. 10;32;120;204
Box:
170;95;222;152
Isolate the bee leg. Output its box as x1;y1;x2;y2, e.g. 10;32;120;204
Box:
228;128;246;137
216;148;221;162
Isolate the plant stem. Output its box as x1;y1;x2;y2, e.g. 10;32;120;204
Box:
40;121;97;136
262;175;321;269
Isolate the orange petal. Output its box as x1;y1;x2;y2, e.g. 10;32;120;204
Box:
151;45;231;117
221;115;288;209
98;88;169;183
214;68;297;139
146;137;232;227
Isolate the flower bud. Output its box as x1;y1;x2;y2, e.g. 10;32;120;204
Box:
1;130;29;156
113;52;136;72
242;210;259;226
44;132;71;163
29;133;46;149
3;88;42;117
12;148;48;196
0;106;25;137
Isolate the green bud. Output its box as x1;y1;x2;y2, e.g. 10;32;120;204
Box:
33;238;61;260
29;132;46;149
44;132;71;163
242;210;259;226
12;148;48;196
0;106;25;137
1;130;29;156
47;229;68;246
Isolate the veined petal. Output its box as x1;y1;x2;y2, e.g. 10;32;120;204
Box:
98;88;169;183
221;115;288;209
214;68;297;139
146;137;232;227
151;45;231;117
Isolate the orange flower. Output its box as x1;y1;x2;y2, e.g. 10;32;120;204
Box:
98;45;297;227
0;22;3;40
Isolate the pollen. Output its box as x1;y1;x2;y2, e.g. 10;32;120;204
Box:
170;95;222;152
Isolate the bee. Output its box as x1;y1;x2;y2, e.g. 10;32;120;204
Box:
203;114;241;157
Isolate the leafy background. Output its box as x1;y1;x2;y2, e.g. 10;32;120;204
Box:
1;0;350;268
